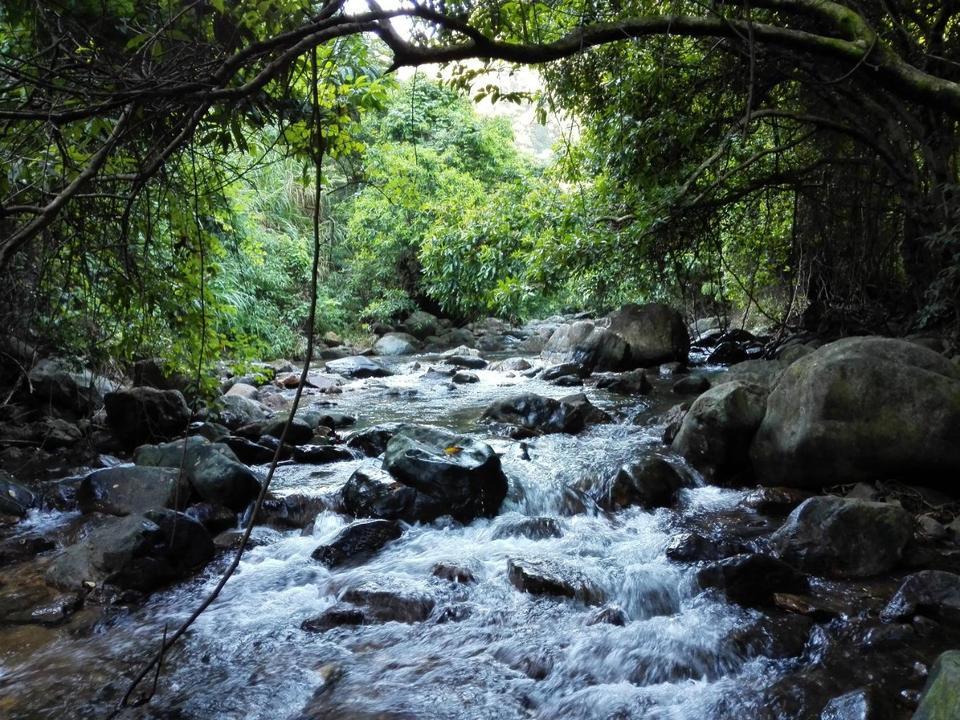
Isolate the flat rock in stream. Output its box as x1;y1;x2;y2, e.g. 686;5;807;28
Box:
341;582;436;623
311;519;402;568
301;603;366;632
481;393;603;435
507;557;604;604
293;444;355;464
324;356;392;379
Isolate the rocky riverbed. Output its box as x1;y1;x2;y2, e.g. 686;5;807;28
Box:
1;305;960;719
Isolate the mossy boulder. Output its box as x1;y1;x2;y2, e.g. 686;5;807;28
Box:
913;650;960;720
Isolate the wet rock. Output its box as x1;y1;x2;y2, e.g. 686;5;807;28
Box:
596;369;651;395
672;375;710;395
293;444;354;464
696;554;807;607
104;387;191;447
257;494;326;530
717;359;788;390
252;434;294;461
402;310;439;340
46;509;214;593
383;425;507;522
223;436;276;464
542;362;589;381
880;570;960;624
301;604;366;632
225;382;258;400
666;532;725;562
211;395;270;429
441;354;487;370
507;557;604;604
541;320;630;372
324;356;392;379
819;688;890;720
592;456;687;511
0;532;55;566
135;436;261;512
451;371;479;384
670;381;768;483
341;582;435;623
311;411;356;430
492;516;563;540
77;465;191;516
432;562;476;584
913;650;960;720
0;470;36;517
482;393;592;435
751;337;960;490
606;303;690;367
660;402;690;445
742;487;815;515
771;497;913;578
490;357;532;372
340;464;446;523
727;613;813;661
311;519;402;568
345;423;404;457
559;393;613;425
587;604;628;626
260;417;314;445
707;341;748;366
374;332;420;356
185;501;237;533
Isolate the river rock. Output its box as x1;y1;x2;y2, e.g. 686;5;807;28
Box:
587;605;628;626
0;471;36;517
212;395;270;429
541;320;629;372
345;423;403;457
301;604;366;632
339;464;446;523
742;487;815;515
490;357;532;372
913;651;960;720
507;557;603;604
77;465;191;516
596;369;651;395
707;341;748;365
402;310;439;340
441;354;487;369
492;516;563;540
324;356;392;379
293;444;354;464
670;381;768;482
717;359;788;389
432;562;476;583
225;382;258;400
542;362;589;381
341;581;436;622
27;357;104;416
223;436;276;464
880;570;960;624
696;554;807;607
482;393;596;435
672;375;710;395
260;417;314;445
374;332;420;356
104;387;191;447
771;497;914;578
451;371;479;384
311;519;402;568
606;303;689;367
751;337;960;490
46;509;214;592
382;426;507;522
592;457;688;510
135;436;261;511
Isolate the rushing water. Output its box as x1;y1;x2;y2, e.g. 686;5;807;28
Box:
0;354;799;720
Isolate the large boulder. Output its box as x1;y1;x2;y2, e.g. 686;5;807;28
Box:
211;395;270;429
770;497;913;578
670;381;768;482
45;509;214;593
340;464;446;523
751;337;960;490
482;393;604;435
324;356;392;379
913;651;960;720
402;310;439;340
382;425;507;522
606;303;690;367
27;358;107;416
77;466;191;516
541;321;630;372
135;436;260;511
373;332;420;356
0;471;36;517
104;387;191;447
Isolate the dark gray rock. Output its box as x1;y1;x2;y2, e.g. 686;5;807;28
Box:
441;355;487;370
592;457;687;511
606;303;690;367
451;371;479;384
339;464;446;523
311;519;402;568
212;395;270;429
0;532;55;566
880;570;960;624
432;562;476;583
542;362;589;381
341;583;435;622
492;516;563;540
0;470;36;517
541;320;629;372
293;444;355;464
402;310;439;340
596;369;651;395
104;387;191;447
77;465;191;516
135;436;260;512
507;557;604;604
696;554;807;607
223;436;276;464
383;426;507;522
27;358;105;415
482;393;599;435
301;604;366;632
672;375;711;395
345;423;404;457
771;497;913;578
587;605;628;626
45;509;213;592
374;332;420;356
260;417;314;445
707;341;749;365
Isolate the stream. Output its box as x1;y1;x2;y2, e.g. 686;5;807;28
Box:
0;352;926;719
